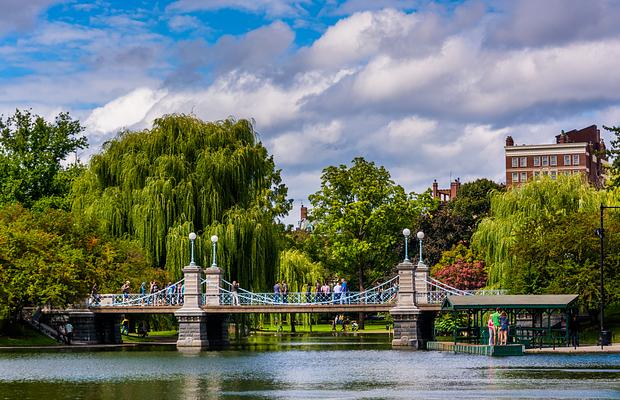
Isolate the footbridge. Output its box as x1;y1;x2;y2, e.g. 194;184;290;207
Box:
77;258;502;349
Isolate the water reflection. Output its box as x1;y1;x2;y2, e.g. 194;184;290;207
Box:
0;333;618;399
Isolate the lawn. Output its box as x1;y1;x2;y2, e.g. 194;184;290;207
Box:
122;330;178;343
0;322;58;346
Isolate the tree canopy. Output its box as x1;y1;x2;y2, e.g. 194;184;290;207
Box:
0;109;87;210
72;115;290;287
308;157;432;289
472;175;612;288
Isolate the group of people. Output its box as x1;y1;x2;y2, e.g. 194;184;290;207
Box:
487;308;509;345
310;279;349;304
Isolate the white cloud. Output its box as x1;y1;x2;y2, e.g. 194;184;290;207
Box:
85;87;168;136
166;0;311;17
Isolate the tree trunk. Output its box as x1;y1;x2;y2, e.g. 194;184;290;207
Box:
358;266;365;330
290;313;296;332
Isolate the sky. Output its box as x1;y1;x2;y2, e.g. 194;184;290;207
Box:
2;0;620;225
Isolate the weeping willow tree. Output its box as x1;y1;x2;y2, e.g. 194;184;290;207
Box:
472;175;612;288
72;115;291;288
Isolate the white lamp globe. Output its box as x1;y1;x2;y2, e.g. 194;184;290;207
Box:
417;231;425;240
402;228;411;237
189;232;197;240
211;235;218;243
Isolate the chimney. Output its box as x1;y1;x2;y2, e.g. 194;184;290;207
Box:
505;136;514;146
432;179;438;199
450;178;460;200
300;205;308;221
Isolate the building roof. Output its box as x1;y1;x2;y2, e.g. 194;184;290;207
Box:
442;294;579;310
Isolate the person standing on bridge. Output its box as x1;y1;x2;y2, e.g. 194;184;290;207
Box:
281;281;289;303
315;281;321;303
340;278;348;304
274;281;281;304
333;281;342;304
232;280;240;306
121;281;130;302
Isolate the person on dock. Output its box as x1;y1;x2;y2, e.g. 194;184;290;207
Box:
232;280;240;306
491;308;501;345
499;311;509;345
487;316;495;345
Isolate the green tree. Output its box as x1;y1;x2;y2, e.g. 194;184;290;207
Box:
72;115;291;287
308;157;429;290
604;125;620;188
0;204;163;331
472;175;609;288
0;109;87;209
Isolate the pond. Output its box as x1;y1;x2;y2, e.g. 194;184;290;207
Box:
0;333;619;399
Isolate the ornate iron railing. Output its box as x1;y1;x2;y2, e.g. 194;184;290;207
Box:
421;277;507;304
212;276;399;306
92;279;185;307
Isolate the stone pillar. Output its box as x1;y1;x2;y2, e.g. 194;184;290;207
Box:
391;261;421;347
175;264;208;349
414;261;429;305
204;266;222;306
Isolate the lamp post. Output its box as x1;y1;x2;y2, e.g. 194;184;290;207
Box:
189;232;197;266
211;235;219;268
417;231;425;264
595;204;619;348
403;228;411;262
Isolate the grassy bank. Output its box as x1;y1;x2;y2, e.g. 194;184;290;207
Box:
0;322;58;346
122;330;178;343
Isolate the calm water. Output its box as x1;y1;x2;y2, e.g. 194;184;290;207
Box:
0;334;619;399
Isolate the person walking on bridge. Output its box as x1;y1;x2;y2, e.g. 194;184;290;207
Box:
121;281;130;302
274;282;281;304
340;278;348;304
281;281;289;303
232;280;240;306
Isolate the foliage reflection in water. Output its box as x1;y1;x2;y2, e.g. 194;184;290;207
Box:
0;334;619;399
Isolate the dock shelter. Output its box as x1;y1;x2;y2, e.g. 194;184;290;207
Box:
441;294;579;348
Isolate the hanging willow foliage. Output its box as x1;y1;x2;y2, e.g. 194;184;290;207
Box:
72;115;289;290
472;175;613;287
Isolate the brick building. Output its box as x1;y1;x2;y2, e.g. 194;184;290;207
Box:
505;125;607;188
432;179;460;202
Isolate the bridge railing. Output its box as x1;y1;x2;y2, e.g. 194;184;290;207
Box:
213;276;399;306
91;279;185;307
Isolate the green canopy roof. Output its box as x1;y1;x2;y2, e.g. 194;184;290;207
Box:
442;294;579;311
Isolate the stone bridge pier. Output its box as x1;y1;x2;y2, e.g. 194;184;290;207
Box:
390;260;436;349
175;263;228;350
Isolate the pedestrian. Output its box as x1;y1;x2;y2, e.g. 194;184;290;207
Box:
121;281;130;302
340;278;348;304
569;314;580;348
491;308;501;345
121;318;129;335
274;281;281;304
232;280;240;306
305;283;312;303
315;281;321;302
90;283;100;306
333;281;342;304
499;311;509;345
281;280;289;303
140;282;147;305
487;315;495;346
65;321;73;345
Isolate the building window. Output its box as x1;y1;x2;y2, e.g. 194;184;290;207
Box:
534;171;540;179
564;155;571;165
573;154;580;165
542;156;549;166
511;157;518;168
533;156;540;167
520;172;527;182
543;170;548;176
520;157;527;167
564;170;571;176
550;155;557;166
551;170;557;179
512;172;519;182
573;170;580;175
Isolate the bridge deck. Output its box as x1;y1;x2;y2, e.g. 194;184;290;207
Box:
89;304;440;314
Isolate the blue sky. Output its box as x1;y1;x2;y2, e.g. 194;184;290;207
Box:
2;0;620;225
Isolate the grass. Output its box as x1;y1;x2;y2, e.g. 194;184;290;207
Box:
122;330;178;343
0;322;58;347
